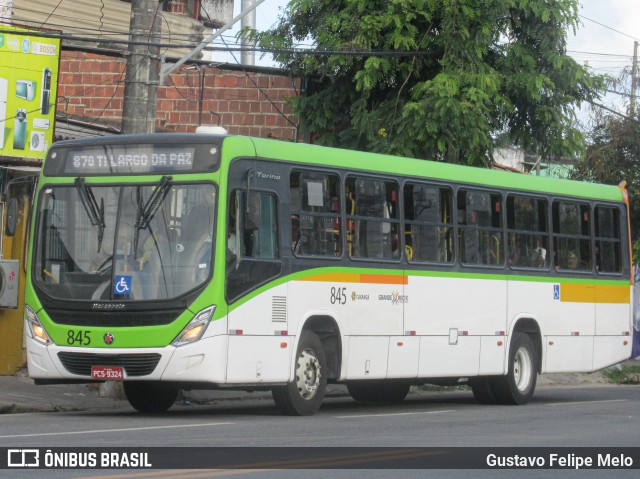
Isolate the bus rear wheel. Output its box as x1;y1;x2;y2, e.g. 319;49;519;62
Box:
347;381;411;404
124;381;179;413
492;332;538;405
272;331;327;416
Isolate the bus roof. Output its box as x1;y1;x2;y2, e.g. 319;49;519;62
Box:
44;133;624;203
243;136;625;203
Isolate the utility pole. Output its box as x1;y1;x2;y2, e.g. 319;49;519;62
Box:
631;41;639;120
161;0;267;82
121;0;161;134
240;0;256;66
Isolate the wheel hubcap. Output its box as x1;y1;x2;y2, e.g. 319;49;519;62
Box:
296;348;321;400
513;346;533;392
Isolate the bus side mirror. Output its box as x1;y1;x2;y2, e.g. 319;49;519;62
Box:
5;198;18;237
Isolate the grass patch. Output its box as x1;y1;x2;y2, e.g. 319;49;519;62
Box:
603;365;640;384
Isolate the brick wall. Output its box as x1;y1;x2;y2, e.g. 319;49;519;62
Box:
57;50;299;141
166;0;190;16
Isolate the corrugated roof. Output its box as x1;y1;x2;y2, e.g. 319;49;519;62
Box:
54;114;120;141
11;0;205;60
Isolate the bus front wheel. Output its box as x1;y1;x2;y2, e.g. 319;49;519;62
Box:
492;332;538;405
272;331;327;416
124;381;179;413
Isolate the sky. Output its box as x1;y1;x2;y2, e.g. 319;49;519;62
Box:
566;1;640;123
211;0;640;123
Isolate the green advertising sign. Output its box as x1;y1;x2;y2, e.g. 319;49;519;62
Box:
0;26;60;161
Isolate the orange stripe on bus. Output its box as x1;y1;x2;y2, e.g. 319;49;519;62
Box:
595;285;630;304
560;284;594;303
360;274;407;285
560;283;630;304
298;273;407;285
297;273;361;283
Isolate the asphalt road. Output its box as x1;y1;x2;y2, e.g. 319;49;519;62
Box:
0;384;639;478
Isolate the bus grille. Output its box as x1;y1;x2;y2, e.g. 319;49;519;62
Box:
57;352;162;377
45;309;181;327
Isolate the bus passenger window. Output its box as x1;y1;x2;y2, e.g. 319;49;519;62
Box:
506;195;549;269
594;206;622;273
552;201;591;271
404;183;453;263
458;190;503;266
289;171;341;257
346;176;399;261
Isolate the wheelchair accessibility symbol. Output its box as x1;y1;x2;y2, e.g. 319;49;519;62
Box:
114;275;132;295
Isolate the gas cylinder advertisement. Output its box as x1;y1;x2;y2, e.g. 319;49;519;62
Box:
0;25;60;161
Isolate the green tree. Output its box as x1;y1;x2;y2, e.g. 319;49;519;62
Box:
571;77;640;246
254;0;604;165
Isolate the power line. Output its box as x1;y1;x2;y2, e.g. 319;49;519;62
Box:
37;0;64;29
579;15;640;42
606;88;633;98
0;26;438;57
219;35;298;129
588;100;640;124
568;50;633;58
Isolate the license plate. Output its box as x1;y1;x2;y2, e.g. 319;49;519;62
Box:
91;366;125;380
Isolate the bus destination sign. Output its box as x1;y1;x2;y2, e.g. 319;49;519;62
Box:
61;146;197;174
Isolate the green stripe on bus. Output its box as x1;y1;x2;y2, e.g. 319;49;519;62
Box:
243;137;623;202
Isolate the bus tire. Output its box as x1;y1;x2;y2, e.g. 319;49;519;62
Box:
469;378;498;404
492;332;537;405
272;331;327;416
347;381;411;404
124;381;179;413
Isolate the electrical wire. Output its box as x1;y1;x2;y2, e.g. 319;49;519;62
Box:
605;89;634;98
579;15;640;42
568;50;633;59
219;35;298;129
36;0;65;29
0;25;438;57
84;70;125;129
587;100;640;124
167;72;193;102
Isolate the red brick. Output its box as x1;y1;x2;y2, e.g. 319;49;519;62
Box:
165;88;181;100
56;50;298;139
159;101;173;114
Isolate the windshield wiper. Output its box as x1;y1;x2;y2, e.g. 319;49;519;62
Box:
74;177;105;252
133;175;173;258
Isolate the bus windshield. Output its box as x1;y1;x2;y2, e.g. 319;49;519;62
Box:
34;182;216;302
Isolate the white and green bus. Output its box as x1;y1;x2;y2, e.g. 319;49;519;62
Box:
23;132;633;415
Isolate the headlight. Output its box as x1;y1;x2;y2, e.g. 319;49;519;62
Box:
171;305;215;347
25;306;52;345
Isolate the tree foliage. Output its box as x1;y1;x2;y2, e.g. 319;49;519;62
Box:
253;0;604;165
571;73;640;242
